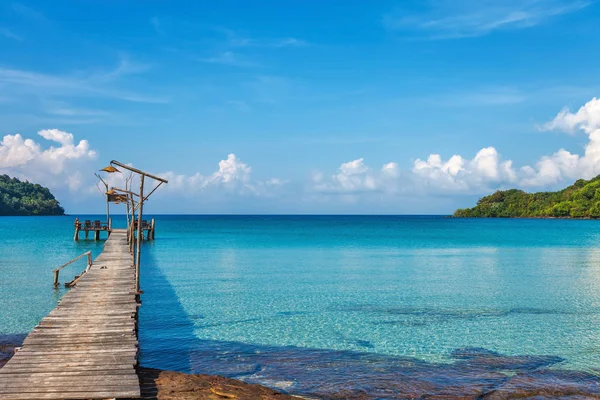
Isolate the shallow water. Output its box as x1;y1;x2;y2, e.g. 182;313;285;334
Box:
2;215;600;397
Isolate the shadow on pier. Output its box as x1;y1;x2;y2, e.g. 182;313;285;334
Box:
136;247;600;399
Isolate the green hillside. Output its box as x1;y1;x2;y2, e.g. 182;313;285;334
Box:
0;175;65;216
454;176;600;218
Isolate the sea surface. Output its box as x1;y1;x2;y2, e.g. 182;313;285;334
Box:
2;215;600;398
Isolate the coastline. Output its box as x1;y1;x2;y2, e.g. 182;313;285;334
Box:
452;215;600;219
4;335;600;399
0;339;301;400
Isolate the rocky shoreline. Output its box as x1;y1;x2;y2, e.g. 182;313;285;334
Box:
3;337;600;399
1;339;301;400
136;368;302;399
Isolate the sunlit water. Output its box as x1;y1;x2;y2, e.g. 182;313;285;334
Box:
2;215;600;397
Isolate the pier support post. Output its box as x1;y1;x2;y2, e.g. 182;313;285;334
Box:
74;218;80;241
135;175;145;294
95;230;100;241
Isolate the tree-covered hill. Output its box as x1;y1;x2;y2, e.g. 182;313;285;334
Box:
454;176;600;218
0;175;65;216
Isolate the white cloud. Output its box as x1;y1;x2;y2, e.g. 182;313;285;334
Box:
212;153;252;184
520;97;600;186
412;97;600;190
0;129;97;190
313;149;517;198
314;97;600;197
7;96;600;213
0;129;282;204
312;158;401;196
541;97;600;134
413;147;517;192
384;0;590;39
160;154;283;196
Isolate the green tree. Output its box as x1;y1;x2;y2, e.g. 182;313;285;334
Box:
453;176;600;219
0;175;65;216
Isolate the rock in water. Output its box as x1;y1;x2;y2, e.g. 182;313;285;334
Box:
137;367;302;399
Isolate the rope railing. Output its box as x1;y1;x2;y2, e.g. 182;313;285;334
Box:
52;251;92;288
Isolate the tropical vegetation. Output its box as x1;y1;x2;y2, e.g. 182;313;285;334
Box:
454;175;600;218
0;175;65;216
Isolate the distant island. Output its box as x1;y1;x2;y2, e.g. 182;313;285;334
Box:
454;176;600;218
0;175;65;216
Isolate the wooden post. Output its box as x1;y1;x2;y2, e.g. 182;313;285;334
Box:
106;191;110;229
95;230;100;241
85;230;89;240
150;218;155;240
129;195;136;254
87;252;92;270
135;175;145;294
53;270;59;288
74;218;79;241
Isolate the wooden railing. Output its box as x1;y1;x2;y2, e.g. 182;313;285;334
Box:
53;251;92;287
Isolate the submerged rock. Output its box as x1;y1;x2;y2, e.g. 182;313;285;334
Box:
450;347;565;371
0;334;24;369
137;367;301;400
3;333;600;399
482;370;600;399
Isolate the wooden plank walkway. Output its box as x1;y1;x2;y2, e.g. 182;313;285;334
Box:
0;229;141;399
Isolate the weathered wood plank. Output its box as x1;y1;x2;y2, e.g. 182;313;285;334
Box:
0;390;140;400
5;356;137;364
0;230;141;399
15;349;137;356
0;376;140;388
0;364;136;374
0;369;135;377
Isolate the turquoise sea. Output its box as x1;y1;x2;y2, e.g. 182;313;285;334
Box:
2;215;600;397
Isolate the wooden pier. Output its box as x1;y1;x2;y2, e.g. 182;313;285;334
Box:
73;218;111;241
73;218;156;241
0;230;141;399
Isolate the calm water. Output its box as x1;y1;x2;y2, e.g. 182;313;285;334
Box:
2;215;600;397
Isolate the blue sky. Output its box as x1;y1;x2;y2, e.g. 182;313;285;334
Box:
1;0;600;214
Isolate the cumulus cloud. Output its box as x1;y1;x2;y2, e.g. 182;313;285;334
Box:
313;97;600;197
541;97;600;134
312;158;400;196
312;150;516;198
408;97;600;191
513;97;600;186
0;129;282;205
160;154;283;196
413;147;517;192
7;96;600;213
0;129;97;190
